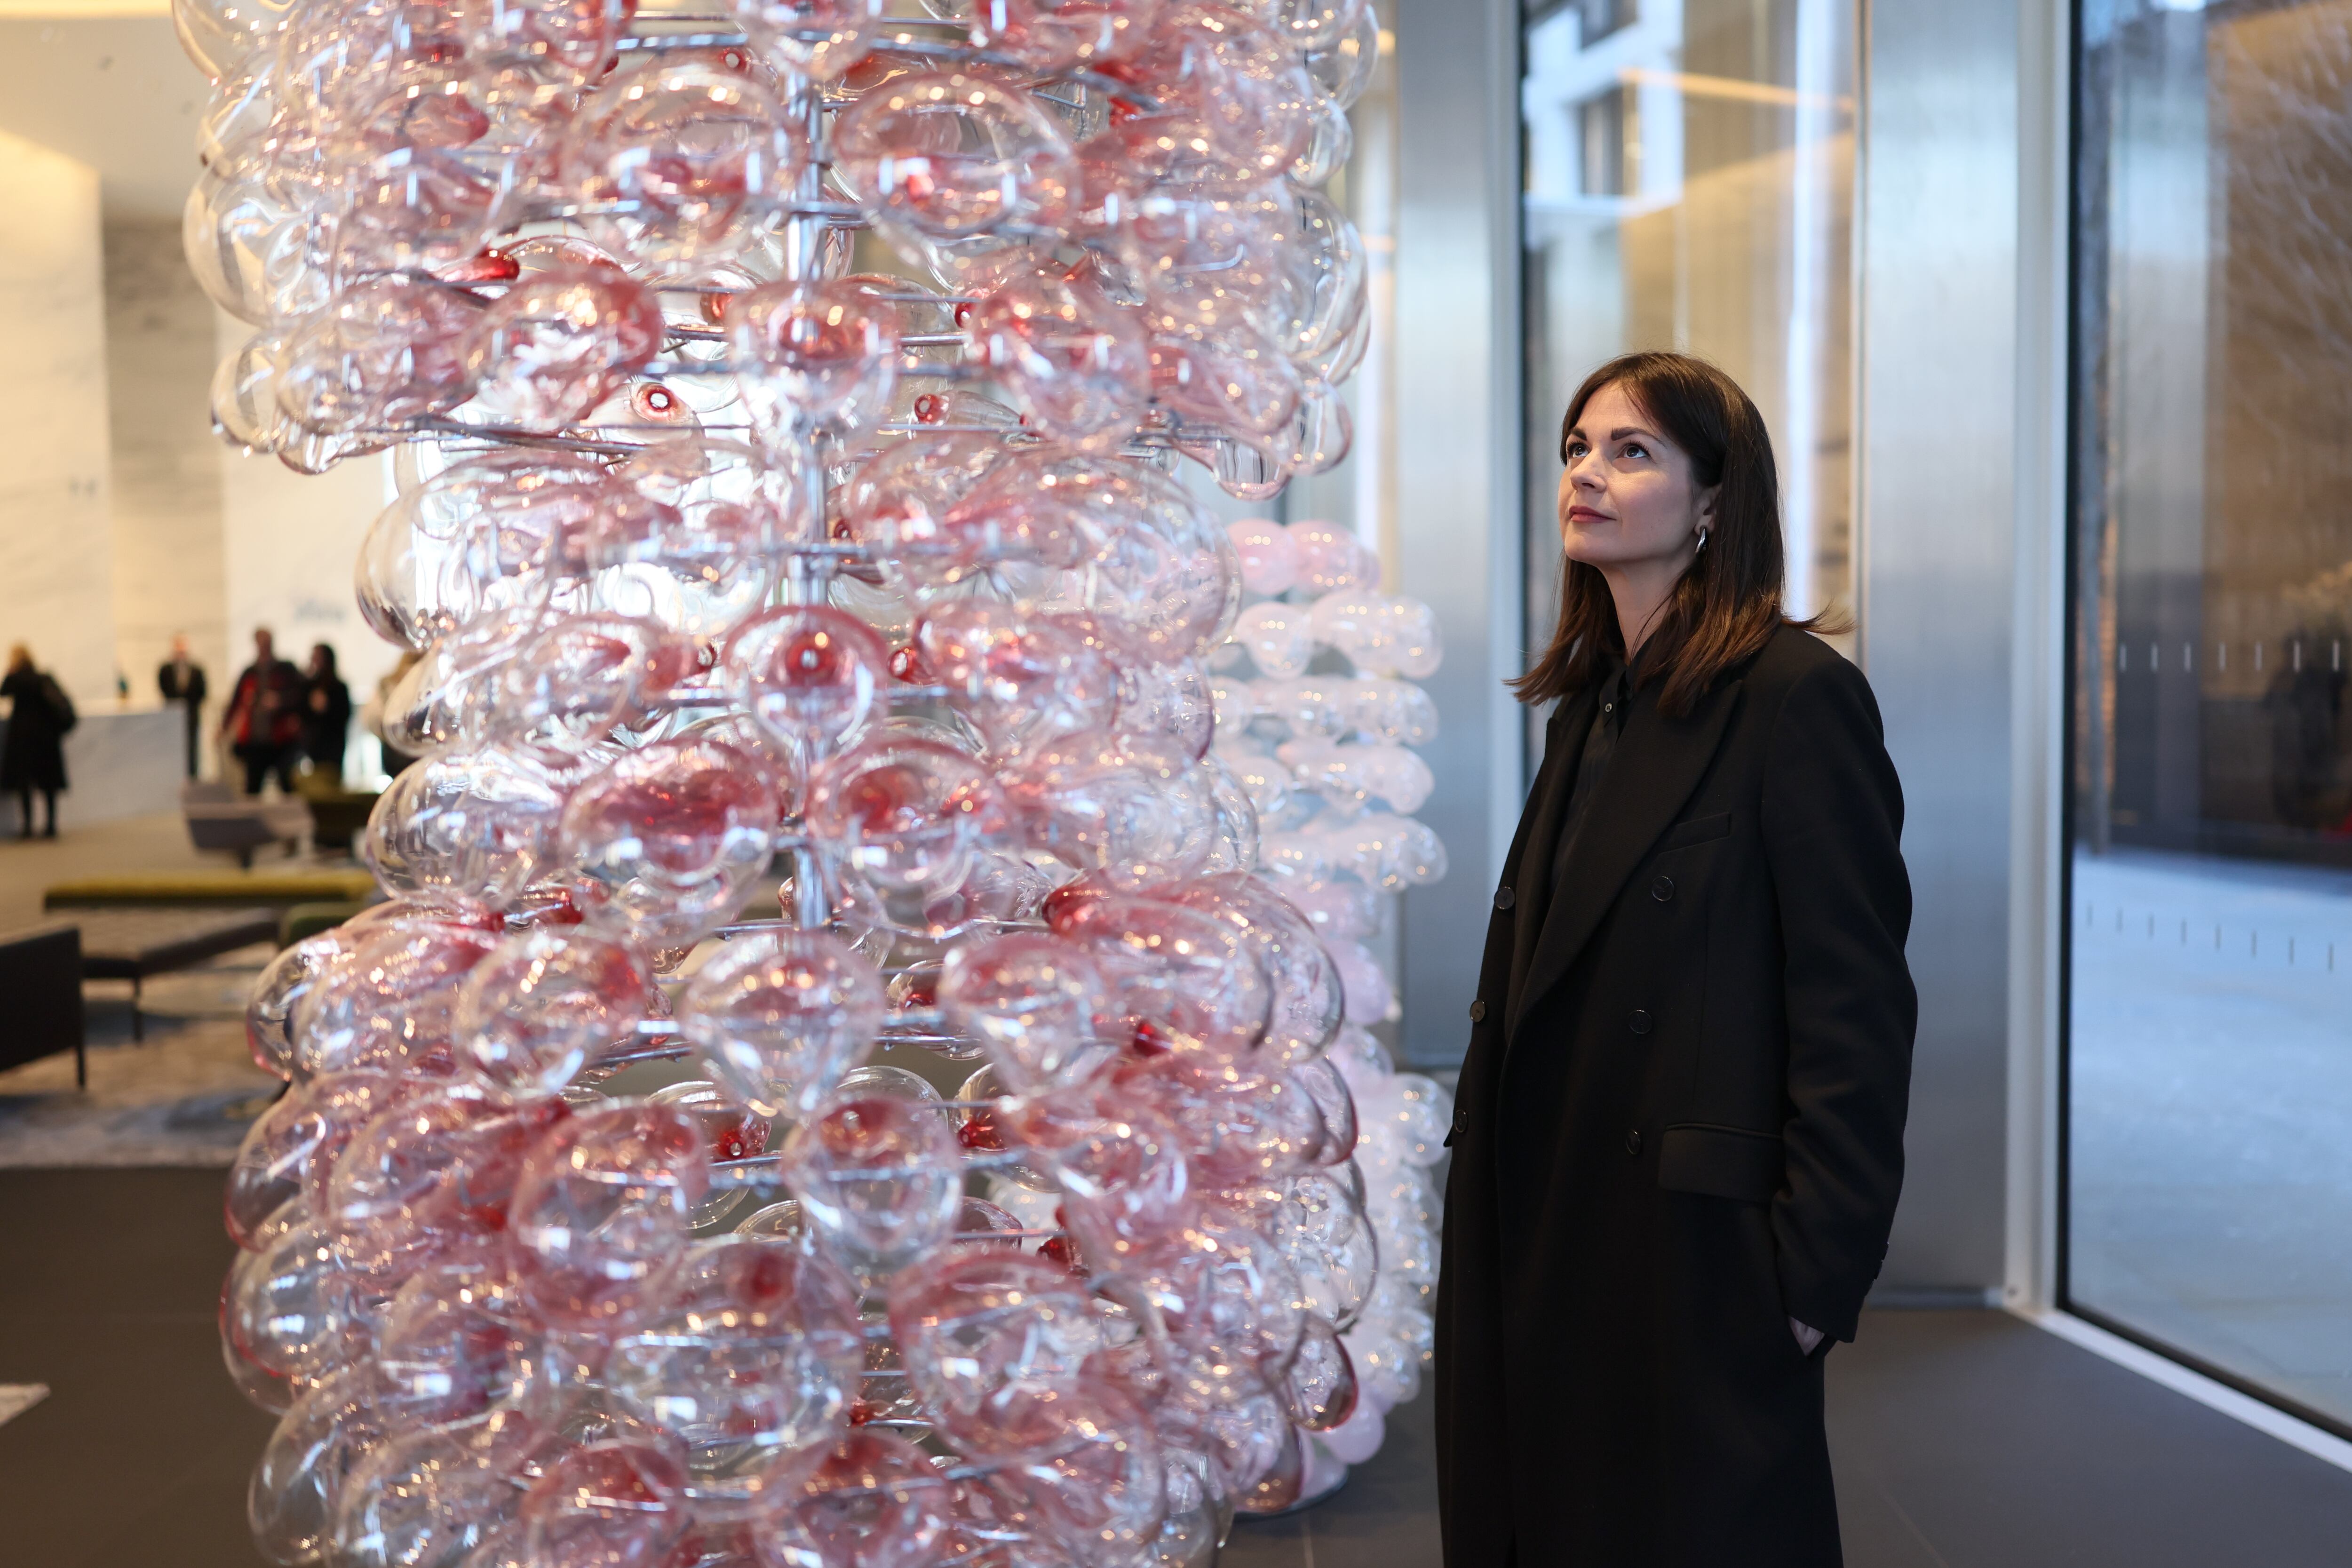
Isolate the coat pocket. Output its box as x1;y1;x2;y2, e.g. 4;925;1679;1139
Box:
1652;811;1733;853
1657;1122;1783;1203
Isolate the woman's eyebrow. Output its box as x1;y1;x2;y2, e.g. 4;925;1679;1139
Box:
1609;426;1655;442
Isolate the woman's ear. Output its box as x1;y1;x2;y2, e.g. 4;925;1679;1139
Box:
1696;485;1722;523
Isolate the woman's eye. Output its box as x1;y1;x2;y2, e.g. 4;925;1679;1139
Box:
1622;442;1647;459
1565;441;1587;458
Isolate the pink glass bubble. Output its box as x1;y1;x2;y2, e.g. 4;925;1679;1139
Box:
937;931;1115;1094
1316;1385;1385;1464
293;920;502;1078
992;454;1238;661
1153;872;1342;1066
645;1080;774;1228
587;437;801;637
183;143;336;329
967;266;1152;453
679;928;885;1117
1231;602;1312;677
561;52;808;270
1136;1204;1307;1371
175;0;298;79
805;732;1010;896
275;277;477;437
509;1100;711;1333
1009;1086;1198;1269
246;930;352;1082
324;1086;569;1286
1288;519;1378;595
730;278;901;442
453;928;650;1093
332;108;521;285
464;262;666;430
1227;517;1298;595
558;734;782;947
1113;657;1215;761
840;433;1014;585
885;1249;1104;1421
1008;731;1214;892
1151;320;1304;440
1045;891;1270;1060
220;1210;350;1411
954;1196;1027;1248
358;450;618;650
735;0;886;81
832;71;1079;241
779;1094;963;1286
1327;935;1394;1023
517;1438;691;1568
755;1429;946;1568
453;0;629;83
495;613;701;764
248;1364;387;1568
1289;1054;1359;1167
606;1235;863;1486
327;1407;546;1568
227;1093;323;1250
1123;170;1291;333
722;604;888;752
915;603;1116;759
1237;1420;1307;1514
1267;1166;1377;1327
1140;1057;1327;1191
952;1384;1166;1561
964;0;1160;70
373;1253;548;1431
1108;2;1318;180
362;744;570;911
1304;1;1380;107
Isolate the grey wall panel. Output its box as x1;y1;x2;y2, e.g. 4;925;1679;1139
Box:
1860;0;2022;1295
1391;0;1527;1069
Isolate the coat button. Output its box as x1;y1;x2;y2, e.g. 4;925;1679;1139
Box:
1651;875;1675;902
1625;1129;1643;1156
1494;885;1515;911
1628;1009;1652;1036
1468;999;1487;1023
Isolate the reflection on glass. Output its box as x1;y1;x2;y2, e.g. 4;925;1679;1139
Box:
2069;0;2352;1433
1518;0;1857;714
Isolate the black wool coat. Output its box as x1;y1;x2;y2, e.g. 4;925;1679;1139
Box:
1434;625;1915;1568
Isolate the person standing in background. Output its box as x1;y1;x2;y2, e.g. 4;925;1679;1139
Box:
0;645;71;838
222;628;304;796
158;633;208;779
302;643;352;785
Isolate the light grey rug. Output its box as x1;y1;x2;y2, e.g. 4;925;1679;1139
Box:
0;965;279;1168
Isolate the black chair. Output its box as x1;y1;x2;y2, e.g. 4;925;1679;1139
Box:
0;923;86;1087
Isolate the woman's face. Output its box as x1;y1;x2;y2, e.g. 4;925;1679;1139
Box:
1557;381;1716;573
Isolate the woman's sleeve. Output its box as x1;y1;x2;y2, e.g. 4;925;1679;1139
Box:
1758;653;1917;1342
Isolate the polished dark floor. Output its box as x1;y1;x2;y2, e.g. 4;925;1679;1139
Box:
9;1169;2352;1567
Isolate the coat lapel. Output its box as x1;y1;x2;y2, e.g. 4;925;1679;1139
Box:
1507;687;1598;1014
1507;673;1746;1041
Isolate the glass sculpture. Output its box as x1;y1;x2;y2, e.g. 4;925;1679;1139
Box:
190;1;1452;1561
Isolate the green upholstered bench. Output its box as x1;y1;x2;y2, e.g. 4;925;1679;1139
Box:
44;869;379;915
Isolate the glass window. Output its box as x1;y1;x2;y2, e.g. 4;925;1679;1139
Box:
1520;0;1858;762
2068;0;2352;1434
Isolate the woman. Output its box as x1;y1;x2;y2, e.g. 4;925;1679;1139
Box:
0;645;69;839
302;643;352;784
1435;353;1915;1566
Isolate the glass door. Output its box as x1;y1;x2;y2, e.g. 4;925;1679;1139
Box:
2068;0;2352;1434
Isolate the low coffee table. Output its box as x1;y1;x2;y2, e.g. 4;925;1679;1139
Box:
72;908;279;1042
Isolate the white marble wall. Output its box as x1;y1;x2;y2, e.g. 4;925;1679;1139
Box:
106;218;228;724
0;129;117;708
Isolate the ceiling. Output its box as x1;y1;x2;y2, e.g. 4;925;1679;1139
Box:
0;16;208;221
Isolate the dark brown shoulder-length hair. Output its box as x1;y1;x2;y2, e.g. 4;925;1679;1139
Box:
1510;351;1841;716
